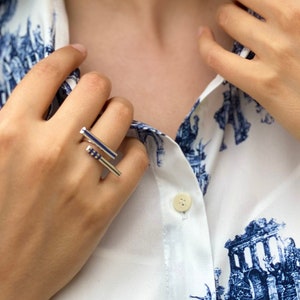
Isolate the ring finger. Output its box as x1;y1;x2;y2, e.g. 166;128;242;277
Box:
217;2;269;58
78;97;134;179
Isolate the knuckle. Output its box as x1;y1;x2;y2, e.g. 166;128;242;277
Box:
81;72;112;95
83;208;111;234
34;143;64;170
63;177;82;200
279;6;300;30
75;192;115;233
259;68;280;97
269;36;291;58
0;121;21;152
267;38;294;73
110;97;134;121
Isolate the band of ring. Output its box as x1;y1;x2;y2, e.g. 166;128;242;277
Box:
80;127;117;159
86;145;121;177
80;127;121;176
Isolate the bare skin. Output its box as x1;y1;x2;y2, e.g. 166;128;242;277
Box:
65;0;234;138
200;0;300;140
0;46;148;300
66;0;300;140
1;0;300;299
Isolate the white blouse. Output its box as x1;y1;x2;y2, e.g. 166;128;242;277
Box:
1;1;300;299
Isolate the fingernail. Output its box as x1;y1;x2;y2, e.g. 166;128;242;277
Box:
70;43;87;55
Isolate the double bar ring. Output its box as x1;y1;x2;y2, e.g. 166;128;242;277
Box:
80;127;121;177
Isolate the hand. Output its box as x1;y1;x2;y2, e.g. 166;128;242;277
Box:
0;45;148;299
198;0;300;140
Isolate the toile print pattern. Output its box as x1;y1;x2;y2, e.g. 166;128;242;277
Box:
176;114;210;195
0;0;56;107
176;79;275;195
214;83;274;151
130;121;166;167
0;2;298;300
191;218;300;300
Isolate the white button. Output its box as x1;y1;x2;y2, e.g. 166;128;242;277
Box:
173;193;192;213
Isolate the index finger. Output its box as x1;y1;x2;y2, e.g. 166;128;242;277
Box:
6;44;87;118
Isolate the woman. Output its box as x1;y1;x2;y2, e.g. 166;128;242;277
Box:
1;0;300;299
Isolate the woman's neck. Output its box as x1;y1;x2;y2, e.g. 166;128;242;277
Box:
64;0;232;138
65;0;214;41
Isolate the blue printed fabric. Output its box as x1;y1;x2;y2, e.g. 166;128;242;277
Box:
1;2;300;300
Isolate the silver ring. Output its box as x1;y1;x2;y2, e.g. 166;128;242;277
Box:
80;127;117;159
86;145;121;177
80;127;121;177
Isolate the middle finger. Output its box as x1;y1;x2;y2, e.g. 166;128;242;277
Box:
49;72;111;143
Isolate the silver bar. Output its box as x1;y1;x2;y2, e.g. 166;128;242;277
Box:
80;127;117;160
86;145;121;177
